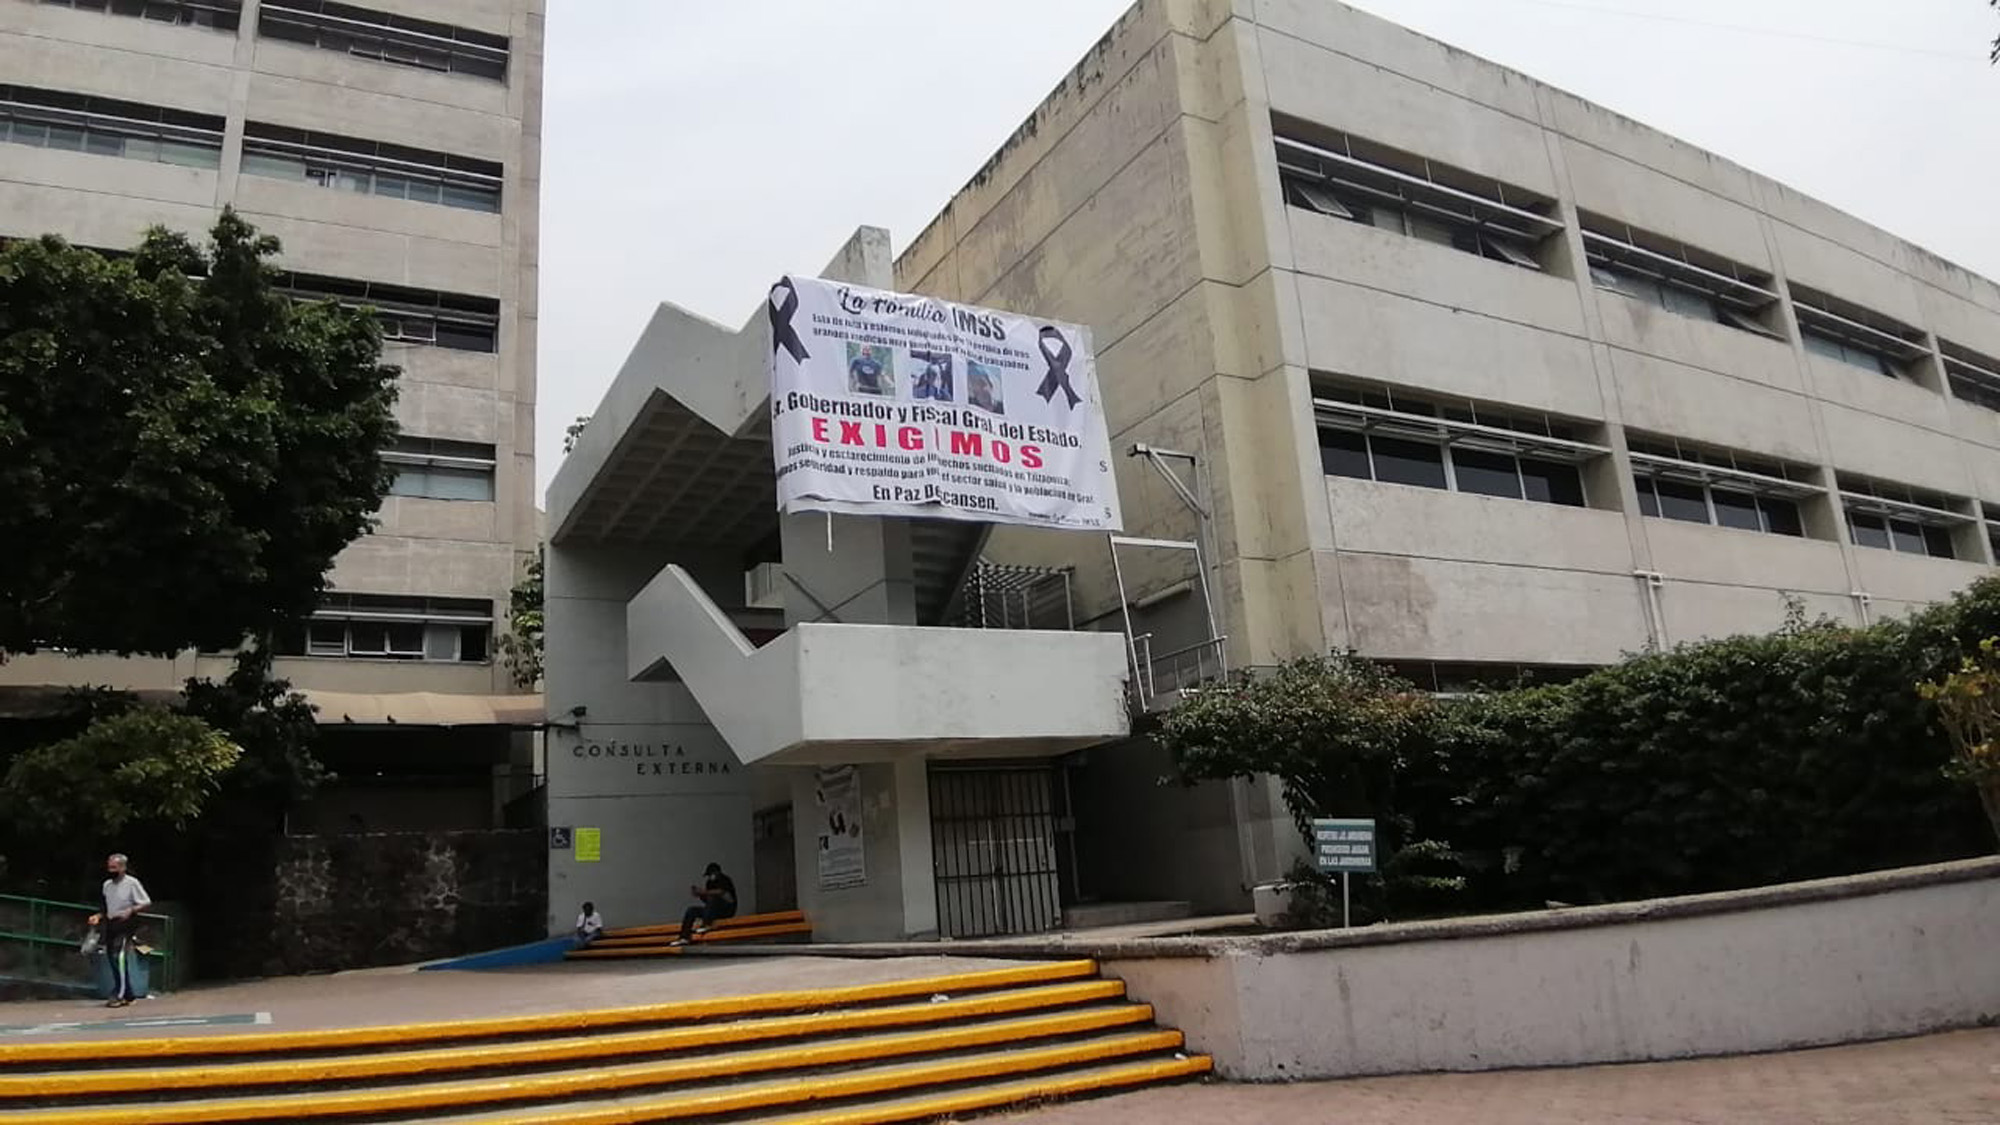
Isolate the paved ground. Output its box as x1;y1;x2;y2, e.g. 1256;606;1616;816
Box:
991;1027;2000;1124
0;954;1027;1043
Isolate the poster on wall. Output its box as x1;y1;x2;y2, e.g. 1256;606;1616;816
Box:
815;765;865;890
767;275;1123;532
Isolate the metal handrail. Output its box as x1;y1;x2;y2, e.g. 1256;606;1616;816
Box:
1149;635;1230;696
0;892;179;992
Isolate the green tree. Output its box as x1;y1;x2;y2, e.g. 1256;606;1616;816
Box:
1917;636;2000;843
2;710;242;838
0;210;400;658
0;213;398;881
497;547;545;690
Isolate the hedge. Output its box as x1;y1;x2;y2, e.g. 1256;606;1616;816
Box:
1160;581;2000;919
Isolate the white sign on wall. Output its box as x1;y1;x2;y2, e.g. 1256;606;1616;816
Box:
815;765;866;891
767;275;1123;532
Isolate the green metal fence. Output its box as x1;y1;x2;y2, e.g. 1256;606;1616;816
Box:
0;893;179;996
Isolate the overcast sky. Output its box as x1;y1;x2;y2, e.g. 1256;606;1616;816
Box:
536;0;1999;499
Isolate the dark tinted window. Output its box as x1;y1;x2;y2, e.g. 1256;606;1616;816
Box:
1452;448;1523;499
1655;480;1709;524
1763;499;1804;537
1922;525;1957;560
1849;514;1891;551
1319;430;1371;481
1711;489;1762;532
1369;436;1447;490
1521;460;1585;507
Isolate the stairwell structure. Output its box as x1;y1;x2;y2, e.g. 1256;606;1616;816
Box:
543;228;1131;942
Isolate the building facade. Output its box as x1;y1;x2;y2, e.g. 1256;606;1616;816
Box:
901;0;2000;683
0;0;545;830
548;0;2000;937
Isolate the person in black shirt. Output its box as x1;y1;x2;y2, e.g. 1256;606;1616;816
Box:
675;862;738;944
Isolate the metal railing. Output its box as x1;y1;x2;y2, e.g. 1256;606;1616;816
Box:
1128;633;1230;705
0;893;179;995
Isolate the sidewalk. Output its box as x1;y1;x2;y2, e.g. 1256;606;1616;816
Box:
0;954;1026;1043
990;1027;2000;1124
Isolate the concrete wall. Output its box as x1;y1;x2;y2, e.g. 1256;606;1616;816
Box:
0;0;543;698
542;545;755;932
1066;739;1302;915
788;760;939;942
1240;0;2000;666
900;0;2000;682
1097;858;2000;1080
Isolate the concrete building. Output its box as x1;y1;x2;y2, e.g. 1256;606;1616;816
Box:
0;0;545;830
549;0;2000;937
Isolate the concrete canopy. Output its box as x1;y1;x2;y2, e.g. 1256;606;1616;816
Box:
545;295;779;552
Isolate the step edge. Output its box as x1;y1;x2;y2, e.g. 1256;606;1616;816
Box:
0;992;1146;1100
0;960;1101;1065
3;1029;1187;1125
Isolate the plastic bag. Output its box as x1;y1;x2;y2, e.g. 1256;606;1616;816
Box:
78;929;100;957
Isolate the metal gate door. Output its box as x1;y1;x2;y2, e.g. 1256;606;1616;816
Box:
929;766;1062;938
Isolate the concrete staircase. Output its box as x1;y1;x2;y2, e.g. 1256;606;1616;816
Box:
0;960;1209;1123
567;909;814;959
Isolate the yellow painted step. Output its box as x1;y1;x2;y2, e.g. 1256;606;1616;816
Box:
568;922;813;957
604;910;805;939
0;980;1130;1100
4;1019;1181;1125
0;960;1099;1066
752;1055;1214;1125
588;916;816;940
404;1031;1192;1125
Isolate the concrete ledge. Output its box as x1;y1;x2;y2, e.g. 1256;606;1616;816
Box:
1102;857;2000;1080
679;859;2000;1081
1020;856;2000;960
683;858;2000;963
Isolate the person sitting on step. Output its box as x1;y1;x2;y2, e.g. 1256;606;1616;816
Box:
673;862;737;945
574;902;604;947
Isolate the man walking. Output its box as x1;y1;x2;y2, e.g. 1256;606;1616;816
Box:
674;862;737;945
90;853;151;1007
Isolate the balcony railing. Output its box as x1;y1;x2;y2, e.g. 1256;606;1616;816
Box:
1129;632;1229;707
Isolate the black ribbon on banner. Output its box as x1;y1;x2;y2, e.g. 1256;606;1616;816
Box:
1035;326;1081;409
769;278;809;364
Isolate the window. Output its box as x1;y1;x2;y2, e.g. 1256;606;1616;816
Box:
1986;505;2000;563
0;84;223;168
1314;382;1600;508
1791;285;1928;381
240;122;501;213
1274;120;1562;272
258;1;508;81
1580;217;1782;339
1802;329;1895;378
275;594;492;662
1839;475;1967;560
1626;436;1816;538
39;0;240;30
276;271;500;353
1385;661;1597;695
1942;342;2000;414
384;437;496;501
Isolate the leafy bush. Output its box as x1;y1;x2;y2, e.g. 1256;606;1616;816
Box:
2;709;242;838
1917;637;2000;842
1163;579;2000;919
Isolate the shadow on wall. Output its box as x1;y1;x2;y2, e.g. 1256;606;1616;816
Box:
217;830;547;979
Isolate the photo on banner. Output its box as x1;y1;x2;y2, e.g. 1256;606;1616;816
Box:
815;765;865;890
766;275;1122;531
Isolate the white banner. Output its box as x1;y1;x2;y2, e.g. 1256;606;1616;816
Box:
815;765;865;891
767;275;1122;531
